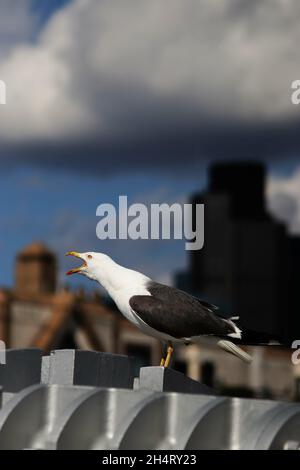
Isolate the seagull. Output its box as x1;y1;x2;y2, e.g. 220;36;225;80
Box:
66;251;252;367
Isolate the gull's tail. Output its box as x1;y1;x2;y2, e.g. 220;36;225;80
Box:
217;339;252;364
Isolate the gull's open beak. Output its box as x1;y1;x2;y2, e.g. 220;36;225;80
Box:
65;251;87;275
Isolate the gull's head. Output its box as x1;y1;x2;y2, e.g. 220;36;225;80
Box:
65;251;111;281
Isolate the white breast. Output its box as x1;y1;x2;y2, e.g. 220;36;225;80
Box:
113;283;150;327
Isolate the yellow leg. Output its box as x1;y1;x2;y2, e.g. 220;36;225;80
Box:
160;358;165;366
164;345;174;368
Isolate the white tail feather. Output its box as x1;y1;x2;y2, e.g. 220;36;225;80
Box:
226;319;242;339
217;340;252;364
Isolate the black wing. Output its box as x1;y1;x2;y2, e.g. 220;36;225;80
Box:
148;282;233;319
129;282;236;339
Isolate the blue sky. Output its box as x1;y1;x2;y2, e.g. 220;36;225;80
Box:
0;162;207;289
1;157;299;290
31;0;72;24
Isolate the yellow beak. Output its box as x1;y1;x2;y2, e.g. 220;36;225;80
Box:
65;251;81;258
65;251;86;275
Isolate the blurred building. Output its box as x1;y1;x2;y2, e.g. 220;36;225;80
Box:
0;242;161;374
0;240;299;400
186;161;300;345
174;161;300;399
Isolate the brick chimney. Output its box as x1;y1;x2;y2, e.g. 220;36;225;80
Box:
15;242;57;296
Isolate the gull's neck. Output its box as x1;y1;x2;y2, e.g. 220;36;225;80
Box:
93;257;150;297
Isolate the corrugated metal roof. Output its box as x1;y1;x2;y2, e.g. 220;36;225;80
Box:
0;348;299;450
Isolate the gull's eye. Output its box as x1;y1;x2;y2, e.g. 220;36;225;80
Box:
87;254;93;259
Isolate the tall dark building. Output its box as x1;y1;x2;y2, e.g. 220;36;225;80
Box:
189;162;300;345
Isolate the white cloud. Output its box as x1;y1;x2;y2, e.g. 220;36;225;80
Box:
267;167;300;234
1;0;300;143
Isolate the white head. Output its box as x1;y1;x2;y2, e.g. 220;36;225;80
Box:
65;250;150;296
65;251;114;281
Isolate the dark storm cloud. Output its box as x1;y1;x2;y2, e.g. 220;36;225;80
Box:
1;117;300;175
